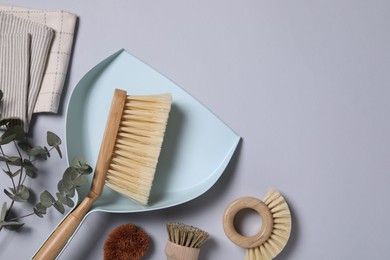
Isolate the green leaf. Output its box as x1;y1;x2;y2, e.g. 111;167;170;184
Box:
66;196;74;208
18;141;32;152
0;156;9;162
53;201;65;214
72;175;87;187
46;131;62;158
44;146;50;158
0;117;22;128
17;185;30;201
12;169;22;178
57;180;66;193
5;185;30;202
0;220;24;229
72;156;93;175
34;202;47;218
63;167;78;184
66;187;75;198
72;156;86;167
7;156;22;166
0;133;16;145
0;125;25;143
47;131;61;146
28;146;48;159
23;159;38;176
40;190;55;208
3;169;21;178
4;188;14;200
56;193;74;207
54;145;62;158
1;202;6;221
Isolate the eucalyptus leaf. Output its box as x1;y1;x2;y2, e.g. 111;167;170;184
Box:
34;202;47;218
7;186;29;203
44;146;50;158
33;208;44;218
7;156;22;166
0;133;16;145
72;156;86;167
66;196;75;208
17;141;32;152
40;190;55;208
54;145;62;159
7;169;21;178
28;146;48;159
1;202;6;221
0;156;9;162
16;185;30;201
56;192;74;207
63;167;78;183
72;175;87;186
53;201;65;214
57;180;66;193
47;131;61;146
4;189;15;201
66;187;76;198
0;220;24;229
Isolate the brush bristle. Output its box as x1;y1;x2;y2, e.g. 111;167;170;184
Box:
246;189;291;260
105;94;172;205
166;222;209;248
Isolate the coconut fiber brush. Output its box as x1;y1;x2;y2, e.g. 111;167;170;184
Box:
165;222;210;260
33;89;172;260
223;189;291;260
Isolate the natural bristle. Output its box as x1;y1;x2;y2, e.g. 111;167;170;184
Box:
166;222;209;248
105;93;172;205
246;189;292;260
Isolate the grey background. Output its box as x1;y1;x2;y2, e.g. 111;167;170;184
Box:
0;1;389;259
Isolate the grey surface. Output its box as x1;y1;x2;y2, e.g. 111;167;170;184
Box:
0;1;389;259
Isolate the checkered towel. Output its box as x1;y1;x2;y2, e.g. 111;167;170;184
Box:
0;12;53;131
0;5;78;114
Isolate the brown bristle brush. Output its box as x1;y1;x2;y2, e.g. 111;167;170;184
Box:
165;222;210;260
104;223;150;260
33;89;172;260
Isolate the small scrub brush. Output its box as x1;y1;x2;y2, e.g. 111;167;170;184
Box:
165;222;210;260
223;188;292;260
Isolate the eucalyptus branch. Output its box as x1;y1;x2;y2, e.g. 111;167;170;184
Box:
0;90;92;232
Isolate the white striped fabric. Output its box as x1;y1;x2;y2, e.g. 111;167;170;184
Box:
0;33;30;126
0;5;78;114
0;12;53;131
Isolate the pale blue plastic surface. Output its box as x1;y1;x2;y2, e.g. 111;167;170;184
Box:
65;49;240;213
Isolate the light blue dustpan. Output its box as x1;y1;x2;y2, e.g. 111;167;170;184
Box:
38;49;240;257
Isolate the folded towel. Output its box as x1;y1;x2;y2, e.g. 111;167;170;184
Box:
0;12;53;131
0;5;78;114
0;33;30;126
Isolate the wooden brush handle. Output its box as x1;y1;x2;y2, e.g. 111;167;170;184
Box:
165;240;200;260
32;197;94;260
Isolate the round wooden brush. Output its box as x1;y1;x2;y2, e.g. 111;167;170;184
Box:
223;189;291;260
33;89;172;260
165;222;210;260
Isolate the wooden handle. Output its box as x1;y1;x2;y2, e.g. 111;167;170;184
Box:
223;197;273;249
165;240;200;260
33;197;94;260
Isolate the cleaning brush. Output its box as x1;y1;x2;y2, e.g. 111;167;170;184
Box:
33;89;172;260
223;188;291;260
165;222;210;260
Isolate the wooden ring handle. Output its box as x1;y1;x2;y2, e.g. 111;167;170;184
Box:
223;197;273;249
